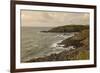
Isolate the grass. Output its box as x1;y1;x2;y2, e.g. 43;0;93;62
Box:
77;50;89;60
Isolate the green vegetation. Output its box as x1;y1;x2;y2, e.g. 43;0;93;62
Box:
77;50;89;60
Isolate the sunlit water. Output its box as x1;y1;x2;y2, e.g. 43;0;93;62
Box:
21;27;74;62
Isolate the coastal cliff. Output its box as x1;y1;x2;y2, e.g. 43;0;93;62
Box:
26;25;89;62
43;25;89;33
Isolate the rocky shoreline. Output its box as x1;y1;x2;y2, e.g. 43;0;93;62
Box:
25;25;89;62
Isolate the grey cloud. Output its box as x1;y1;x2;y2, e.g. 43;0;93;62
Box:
21;10;89;27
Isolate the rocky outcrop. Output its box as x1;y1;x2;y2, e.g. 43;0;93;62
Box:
59;29;89;48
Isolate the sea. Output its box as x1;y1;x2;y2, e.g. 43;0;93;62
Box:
21;27;74;62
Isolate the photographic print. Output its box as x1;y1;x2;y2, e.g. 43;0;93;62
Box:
11;1;96;72
21;10;90;63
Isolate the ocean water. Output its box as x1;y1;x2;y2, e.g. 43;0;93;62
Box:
21;27;74;62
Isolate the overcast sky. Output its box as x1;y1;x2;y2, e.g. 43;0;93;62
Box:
21;10;89;27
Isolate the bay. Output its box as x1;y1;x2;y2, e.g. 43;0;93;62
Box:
21;27;74;62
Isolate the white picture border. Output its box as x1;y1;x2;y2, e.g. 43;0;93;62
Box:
15;4;94;69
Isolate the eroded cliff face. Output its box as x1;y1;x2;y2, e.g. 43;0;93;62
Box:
60;29;89;48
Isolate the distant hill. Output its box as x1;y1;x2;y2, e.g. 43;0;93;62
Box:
46;25;89;33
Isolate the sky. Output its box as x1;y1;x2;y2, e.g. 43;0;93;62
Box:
21;10;89;27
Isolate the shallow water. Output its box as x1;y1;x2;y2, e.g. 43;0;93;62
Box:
21;27;74;62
